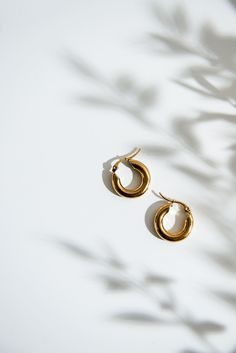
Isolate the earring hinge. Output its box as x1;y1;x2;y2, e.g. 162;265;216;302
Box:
159;192;190;213
112;147;141;173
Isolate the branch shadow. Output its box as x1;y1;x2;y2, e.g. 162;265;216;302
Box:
66;54;158;128
148;3;236;110
61;2;236;351
53;237;226;351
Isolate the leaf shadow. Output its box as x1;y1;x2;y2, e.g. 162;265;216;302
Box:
61;2;236;351
148;4;236;109
112;312;161;324
213;290;236;311
66;54;158;128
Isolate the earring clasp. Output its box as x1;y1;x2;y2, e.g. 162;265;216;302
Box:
112;147;141;173
159;192;191;213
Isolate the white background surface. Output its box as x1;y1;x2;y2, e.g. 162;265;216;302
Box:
0;0;236;352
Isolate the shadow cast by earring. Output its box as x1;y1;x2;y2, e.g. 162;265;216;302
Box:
102;156;119;196
145;200;166;239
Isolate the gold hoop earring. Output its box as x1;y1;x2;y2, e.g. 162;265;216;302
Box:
112;148;151;198
154;193;194;241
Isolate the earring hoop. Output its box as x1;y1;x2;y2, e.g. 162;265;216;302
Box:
154;193;194;241
112;148;151;198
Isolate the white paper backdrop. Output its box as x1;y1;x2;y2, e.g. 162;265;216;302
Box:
1;0;236;352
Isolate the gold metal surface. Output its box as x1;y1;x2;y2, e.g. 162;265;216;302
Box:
154;193;194;241
111;148;151;198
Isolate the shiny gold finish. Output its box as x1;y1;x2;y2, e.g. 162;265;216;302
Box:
112;148;151;197
154;193;194;241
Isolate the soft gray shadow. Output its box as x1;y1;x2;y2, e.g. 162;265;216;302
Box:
66;54;157;128
204;249;236;274
228;0;236;10
172;118;201;151
98;273;131;290
195;111;236;124
174;68;236;108
213;290;236;310
142;144;176;157
56;239;126;269
102;155;119;195
229;146;236;178
150;3;189;35
145;200;166;238
57;240;98;261
200;203;236;247
112;312;161;324
148;3;236;114
174;164;216;185
148;5;236;72
53;237;226;352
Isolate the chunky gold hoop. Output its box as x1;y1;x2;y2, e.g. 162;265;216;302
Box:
154;193;194;241
111;148;151;198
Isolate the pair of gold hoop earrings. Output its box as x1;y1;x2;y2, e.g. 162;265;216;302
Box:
111;148;194;242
